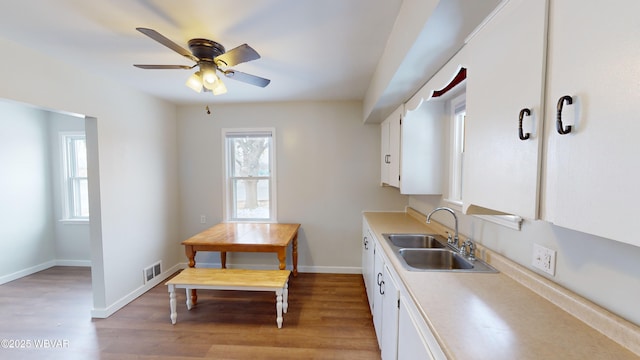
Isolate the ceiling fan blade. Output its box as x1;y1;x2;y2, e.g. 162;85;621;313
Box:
136;27;198;62
215;44;260;67
134;64;194;69
223;70;270;87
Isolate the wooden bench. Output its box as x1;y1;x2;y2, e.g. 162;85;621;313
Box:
165;268;291;328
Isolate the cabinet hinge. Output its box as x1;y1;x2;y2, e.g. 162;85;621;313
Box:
397;299;400;309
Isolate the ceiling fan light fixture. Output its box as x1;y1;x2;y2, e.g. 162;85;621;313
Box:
212;80;227;95
185;71;203;93
202;72;220;91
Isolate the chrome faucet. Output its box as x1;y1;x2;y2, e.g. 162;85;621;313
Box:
426;207;459;251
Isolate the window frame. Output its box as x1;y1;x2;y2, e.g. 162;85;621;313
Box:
59;131;89;222
444;94;523;230
222;128;277;223
447;93;466;207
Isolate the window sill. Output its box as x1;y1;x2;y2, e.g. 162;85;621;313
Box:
59;219;89;225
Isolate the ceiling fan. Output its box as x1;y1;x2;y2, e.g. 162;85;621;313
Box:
133;27;270;95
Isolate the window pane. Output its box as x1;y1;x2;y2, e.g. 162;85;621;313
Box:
72;178;90;218
73;138;88;177
232;179;270;219
230;137;270;177
62;133;89;219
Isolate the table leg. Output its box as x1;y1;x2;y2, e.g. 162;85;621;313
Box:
292;233;298;277
275;289;283;329
183;246;198;305
168;285;177;324
185;246;196;268
220;251;227;269
277;249;286;271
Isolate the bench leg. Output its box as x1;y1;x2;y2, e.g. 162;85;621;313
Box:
276;289;283;329
283;282;289;314
185;288;193;310
169;285;177;324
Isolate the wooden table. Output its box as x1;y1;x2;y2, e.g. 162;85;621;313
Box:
182;222;300;306
182;222;300;274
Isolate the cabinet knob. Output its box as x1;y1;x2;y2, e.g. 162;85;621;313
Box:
519;108;531;140
556;95;573;135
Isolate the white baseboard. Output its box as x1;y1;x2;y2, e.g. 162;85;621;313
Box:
0;259;92;286
0;260;57;285
90;263;182;319
56;259;91;267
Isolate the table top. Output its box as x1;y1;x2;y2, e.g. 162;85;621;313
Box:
182;222;300;247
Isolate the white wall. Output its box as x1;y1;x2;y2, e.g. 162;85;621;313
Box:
178;101;408;272
0;101;56;280
0;36;180;317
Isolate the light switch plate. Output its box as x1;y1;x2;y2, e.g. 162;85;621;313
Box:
532;243;556;276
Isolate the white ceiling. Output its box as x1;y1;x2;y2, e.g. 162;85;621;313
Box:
0;0;404;105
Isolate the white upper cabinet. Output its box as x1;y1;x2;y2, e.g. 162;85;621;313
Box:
380;101;444;195
381;106;402;188
401;99;444;195
542;0;640;246
463;0;548;219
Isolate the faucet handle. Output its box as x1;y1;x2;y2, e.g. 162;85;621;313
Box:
464;240;476;261
446;232;453;244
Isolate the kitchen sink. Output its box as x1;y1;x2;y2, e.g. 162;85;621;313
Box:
397;248;498;273
383;233;447;248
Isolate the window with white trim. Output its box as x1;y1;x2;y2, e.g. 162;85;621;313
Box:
449;94;466;205
223;128;276;222
61;132;89;220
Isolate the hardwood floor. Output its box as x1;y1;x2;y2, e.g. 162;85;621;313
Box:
0;267;381;359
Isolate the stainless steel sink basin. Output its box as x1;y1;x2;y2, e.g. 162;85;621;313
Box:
383;233;446;248
397;249;498;273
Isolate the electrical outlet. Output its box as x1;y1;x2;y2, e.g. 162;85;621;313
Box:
532;243;556;276
200;215;206;224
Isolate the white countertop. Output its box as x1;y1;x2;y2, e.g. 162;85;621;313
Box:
364;211;639;360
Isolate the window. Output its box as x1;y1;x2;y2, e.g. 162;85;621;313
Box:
446;95;523;230
448;94;466;205
223;129;276;222
61;132;89;220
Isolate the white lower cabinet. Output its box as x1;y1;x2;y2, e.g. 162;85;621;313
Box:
372;237;399;359
363;219;444;360
362;222;375;312
380;263;400;360
398;295;446;360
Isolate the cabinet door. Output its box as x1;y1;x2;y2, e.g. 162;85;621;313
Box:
401;101;444;195
388;111;401;188
543;0;640;246
372;244;385;346
380;119;391;185
381;106;402;188
380;264;400;360
362;223;374;312
463;0;548;218
397;296;435;360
